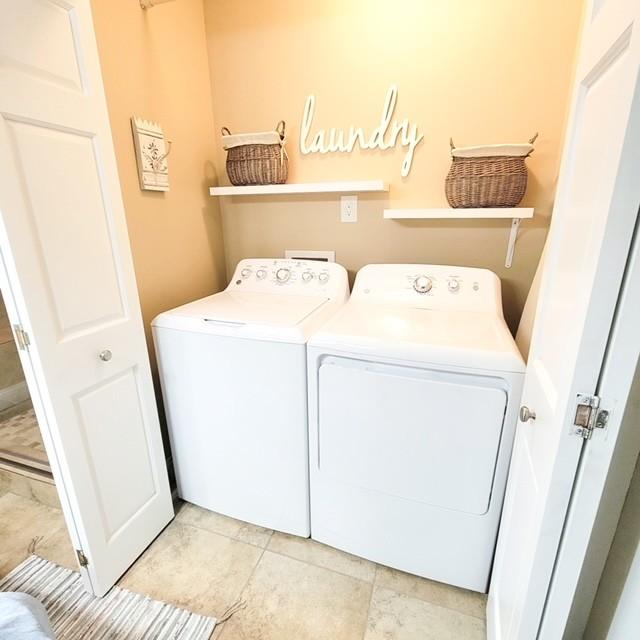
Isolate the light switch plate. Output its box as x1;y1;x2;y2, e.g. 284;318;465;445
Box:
340;195;358;223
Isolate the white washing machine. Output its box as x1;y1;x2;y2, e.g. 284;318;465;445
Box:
153;258;349;536
307;264;525;592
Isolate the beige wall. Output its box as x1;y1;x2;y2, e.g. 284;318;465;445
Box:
204;0;583;331
91;0;226;365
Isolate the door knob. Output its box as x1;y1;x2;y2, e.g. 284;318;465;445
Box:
519;405;536;422
99;349;112;362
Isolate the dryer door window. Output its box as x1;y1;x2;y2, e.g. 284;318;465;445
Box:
317;357;508;515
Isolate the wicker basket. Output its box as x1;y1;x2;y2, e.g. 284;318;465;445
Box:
445;134;537;208
221;121;288;186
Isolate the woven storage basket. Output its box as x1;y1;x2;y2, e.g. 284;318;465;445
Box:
445;134;537;208
221;121;288;186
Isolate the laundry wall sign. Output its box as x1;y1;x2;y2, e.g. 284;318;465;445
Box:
299;85;423;177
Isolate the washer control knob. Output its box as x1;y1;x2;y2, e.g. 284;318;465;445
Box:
302;271;314;283
256;269;267;280
240;267;252;278
318;272;330;284
447;278;460;293
413;275;433;294
276;268;291;283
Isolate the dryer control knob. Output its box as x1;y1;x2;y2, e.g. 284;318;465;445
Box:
413;275;433;294
318;272;330;284
256;269;267;280
448;278;460;292
302;271;314;283
276;268;291;283
240;268;252;278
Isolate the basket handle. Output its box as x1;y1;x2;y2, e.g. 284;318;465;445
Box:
449;137;456;151
276;120;286;140
221;127;232;136
529;132;539;144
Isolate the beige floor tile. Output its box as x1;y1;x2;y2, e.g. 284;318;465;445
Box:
365;586;486;640
268;531;376;583
218;550;372;640
29;479;60;509
119;520;263;618
0;399;32;422
0;407;49;470
176;501;273;548
0;469;60;509
375;565;487;619
0;492;76;578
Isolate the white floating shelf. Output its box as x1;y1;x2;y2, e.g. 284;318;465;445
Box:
383;207;534;269
383;207;534;219
209;180;389;197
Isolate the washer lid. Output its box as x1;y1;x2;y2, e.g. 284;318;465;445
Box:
153;291;331;342
309;302;525;373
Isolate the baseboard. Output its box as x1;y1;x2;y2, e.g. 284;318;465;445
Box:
0;381;29;411
0;459;54;484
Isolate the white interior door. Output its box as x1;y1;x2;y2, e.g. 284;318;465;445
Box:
0;0;173;595
487;1;640;638
540;200;640;638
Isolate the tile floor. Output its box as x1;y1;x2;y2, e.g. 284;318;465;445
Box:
0;489;77;578
0;401;50;472
0;467;59;509
0;486;487;639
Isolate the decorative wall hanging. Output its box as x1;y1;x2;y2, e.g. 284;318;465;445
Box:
300;84;423;177
131;117;171;192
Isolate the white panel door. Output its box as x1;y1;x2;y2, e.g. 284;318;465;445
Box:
488;1;640;638
0;0;173;595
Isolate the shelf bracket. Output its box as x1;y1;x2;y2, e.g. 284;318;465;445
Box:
505;218;521;268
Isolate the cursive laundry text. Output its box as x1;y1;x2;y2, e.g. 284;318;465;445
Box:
300;85;423;177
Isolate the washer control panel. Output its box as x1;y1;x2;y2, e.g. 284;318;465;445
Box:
228;258;349;300
351;264;502;313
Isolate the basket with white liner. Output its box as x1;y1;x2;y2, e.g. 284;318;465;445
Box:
221;121;288;186
445;133;538;208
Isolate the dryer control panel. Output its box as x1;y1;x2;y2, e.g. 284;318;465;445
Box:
228;258;349;301
351;264;503;314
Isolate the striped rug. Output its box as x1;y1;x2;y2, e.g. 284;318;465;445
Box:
0;555;217;639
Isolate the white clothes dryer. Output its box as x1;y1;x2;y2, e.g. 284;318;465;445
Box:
153;258;349;536
307;264;525;591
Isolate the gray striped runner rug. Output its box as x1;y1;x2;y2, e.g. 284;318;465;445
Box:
0;555;217;639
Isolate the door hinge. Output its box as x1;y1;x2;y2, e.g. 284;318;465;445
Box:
76;549;89;567
12;325;30;350
573;393;609;440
